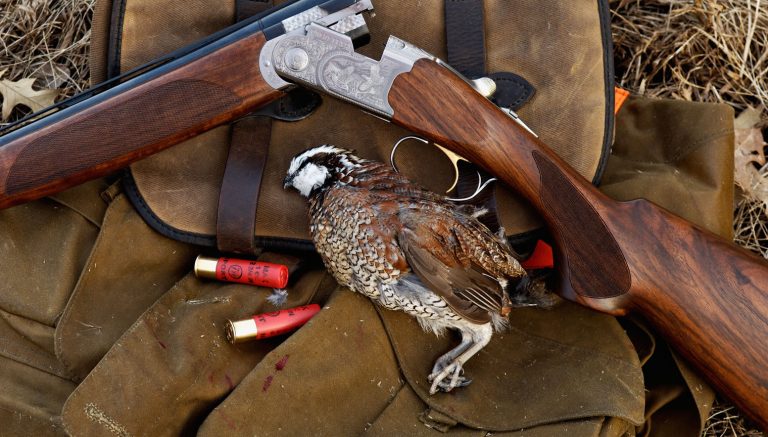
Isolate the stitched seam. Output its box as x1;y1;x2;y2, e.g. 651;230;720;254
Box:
667;128;734;163
0;342;75;380
505;324;639;367
429;405;644;431
47;197;104;228
366;382;408;429
592;0;616;185
0;404;64;430
0;308;70;378
492;77;529;108
54;193;124;377
61;278;192;434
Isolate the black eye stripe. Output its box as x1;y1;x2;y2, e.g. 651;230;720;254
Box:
291;150;352;177
295;159;311;173
300;153;332;170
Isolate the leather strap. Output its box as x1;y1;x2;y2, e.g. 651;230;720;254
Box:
488;71;536;112
454;162;500;232
444;0;534;236
215;0;274;254
444;0;486;78
444;0;535;110
445;0;499;233
215;87;320;254
216;117;271;254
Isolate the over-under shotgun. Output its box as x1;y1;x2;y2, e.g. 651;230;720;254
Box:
0;0;766;428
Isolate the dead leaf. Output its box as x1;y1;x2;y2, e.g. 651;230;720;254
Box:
735;106;763;130
37;63;72;89
0;77;58;120
734;107;768;196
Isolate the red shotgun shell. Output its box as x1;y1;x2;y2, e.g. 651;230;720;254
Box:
225;304;321;343
195;255;289;289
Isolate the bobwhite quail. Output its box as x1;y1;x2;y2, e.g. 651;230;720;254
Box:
284;145;551;394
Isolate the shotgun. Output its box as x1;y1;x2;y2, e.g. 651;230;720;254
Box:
1;0;767;428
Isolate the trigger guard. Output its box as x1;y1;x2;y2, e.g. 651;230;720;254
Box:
390;135;495;201
446;171;497;203
390;135;429;174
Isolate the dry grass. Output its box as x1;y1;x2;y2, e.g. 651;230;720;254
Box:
0;0;94;124
702;399;765;437
611;0;768;122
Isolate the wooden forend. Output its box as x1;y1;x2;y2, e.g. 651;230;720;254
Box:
0;31;283;209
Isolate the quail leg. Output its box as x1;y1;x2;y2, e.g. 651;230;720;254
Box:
428;324;492;394
428;337;473;393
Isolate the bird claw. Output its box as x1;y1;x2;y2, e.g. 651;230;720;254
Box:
428;362;472;394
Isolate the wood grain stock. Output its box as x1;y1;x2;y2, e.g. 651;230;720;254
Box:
390;58;768;429
0;31;283;209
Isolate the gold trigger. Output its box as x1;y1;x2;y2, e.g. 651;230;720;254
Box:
433;144;466;193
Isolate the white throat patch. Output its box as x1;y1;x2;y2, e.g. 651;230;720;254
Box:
292;163;330;197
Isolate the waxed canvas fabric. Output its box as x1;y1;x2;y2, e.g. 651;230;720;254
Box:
117;0;613;242
0;181;108;437
601;95;735;239
61;267;338;436
58;280;643;436
192;291;643;436
87;0;112;86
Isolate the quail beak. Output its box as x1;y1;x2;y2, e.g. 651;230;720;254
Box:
283;175;293;190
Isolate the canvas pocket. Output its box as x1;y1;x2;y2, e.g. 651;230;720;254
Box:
197;289;644;435
61;267;335;436
0;180;109;435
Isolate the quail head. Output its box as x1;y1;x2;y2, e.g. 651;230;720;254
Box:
284;145;553;394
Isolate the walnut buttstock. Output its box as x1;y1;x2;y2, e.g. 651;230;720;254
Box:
0;31;283;210
389;58;768;429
